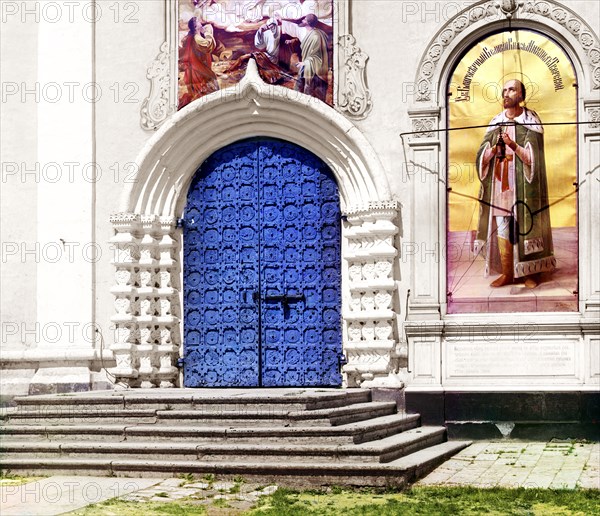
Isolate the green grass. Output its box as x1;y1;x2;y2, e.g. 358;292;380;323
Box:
67;500;208;515
0;470;43;486
249;486;600;516
56;485;600;516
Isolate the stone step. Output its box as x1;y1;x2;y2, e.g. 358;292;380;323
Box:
11;389;372;412
0;401;397;428
0;441;471;487
0;425;445;464
0;413;420;445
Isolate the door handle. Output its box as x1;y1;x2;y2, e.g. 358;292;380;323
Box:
263;293;305;307
244;291;259;304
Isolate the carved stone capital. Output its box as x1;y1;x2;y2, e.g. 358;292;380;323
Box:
585;104;600;129
411;117;437;139
344;200;401;224
110;213;141;234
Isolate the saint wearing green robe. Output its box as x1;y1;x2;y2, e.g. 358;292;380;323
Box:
475;107;556;280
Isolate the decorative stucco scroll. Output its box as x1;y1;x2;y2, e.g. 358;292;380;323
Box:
337;34;373;119
586;104;600;129
140;41;177;131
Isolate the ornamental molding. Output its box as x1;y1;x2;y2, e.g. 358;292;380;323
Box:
344;200;401;221
140;41;177;131
109;214;181;388
125;56;391;216
414;0;600;103
584;103;600;130
140;0;369;131
497;0;522;18
405;317;600;337
337;34;373;120
411;117;437;139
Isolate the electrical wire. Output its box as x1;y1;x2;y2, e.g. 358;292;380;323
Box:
96;327;130;390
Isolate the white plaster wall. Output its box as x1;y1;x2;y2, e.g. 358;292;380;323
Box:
93;0;165;353
0;1;39;354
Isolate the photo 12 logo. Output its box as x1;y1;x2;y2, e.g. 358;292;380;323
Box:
1;1;139;24
2;82;141;104
1;161;138;184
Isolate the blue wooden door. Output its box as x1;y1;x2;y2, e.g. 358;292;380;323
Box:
183;139;342;387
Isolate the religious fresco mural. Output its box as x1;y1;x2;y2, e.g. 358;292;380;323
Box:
447;30;578;314
178;0;334;108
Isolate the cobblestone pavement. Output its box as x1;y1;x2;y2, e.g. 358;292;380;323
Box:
417;440;600;489
116;478;279;512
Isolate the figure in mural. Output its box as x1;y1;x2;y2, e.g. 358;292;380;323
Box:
226;18;290;84
179;16;220;108
254;17;281;64
475;79;555;289
284;13;329;101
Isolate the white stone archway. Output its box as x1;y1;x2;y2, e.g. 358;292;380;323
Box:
109;61;403;389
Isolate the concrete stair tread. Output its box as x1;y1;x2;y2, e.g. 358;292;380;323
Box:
0;442;471;473
0;426;444;455
386;441;472;468
0;413;417;436
13;389;371;408
0;401;395;422
0;424;128;434
0;408;158;418
154;401;396;419
349;426;446;452
127;413;417;436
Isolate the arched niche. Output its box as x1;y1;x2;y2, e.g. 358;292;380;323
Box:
404;0;600;390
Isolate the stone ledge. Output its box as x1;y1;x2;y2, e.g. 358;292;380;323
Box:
0;348;113;363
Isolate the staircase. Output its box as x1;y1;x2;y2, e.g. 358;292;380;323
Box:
0;389;470;487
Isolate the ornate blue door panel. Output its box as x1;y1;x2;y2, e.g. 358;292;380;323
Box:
183;141;261;387
183;139;341;387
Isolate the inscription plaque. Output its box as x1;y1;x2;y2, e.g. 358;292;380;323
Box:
447;340;576;377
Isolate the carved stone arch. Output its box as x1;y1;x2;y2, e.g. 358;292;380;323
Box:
110;60;402;389
413;0;600;104
126;61;389;217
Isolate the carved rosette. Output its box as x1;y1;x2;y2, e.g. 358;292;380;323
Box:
342;201;403;388
140;41;177;131
109;213;180;387
338;34;373;119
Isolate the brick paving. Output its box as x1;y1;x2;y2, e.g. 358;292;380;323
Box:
417;440;600;489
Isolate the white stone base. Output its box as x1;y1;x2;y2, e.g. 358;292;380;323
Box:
28;367;92;395
0;368;36;397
